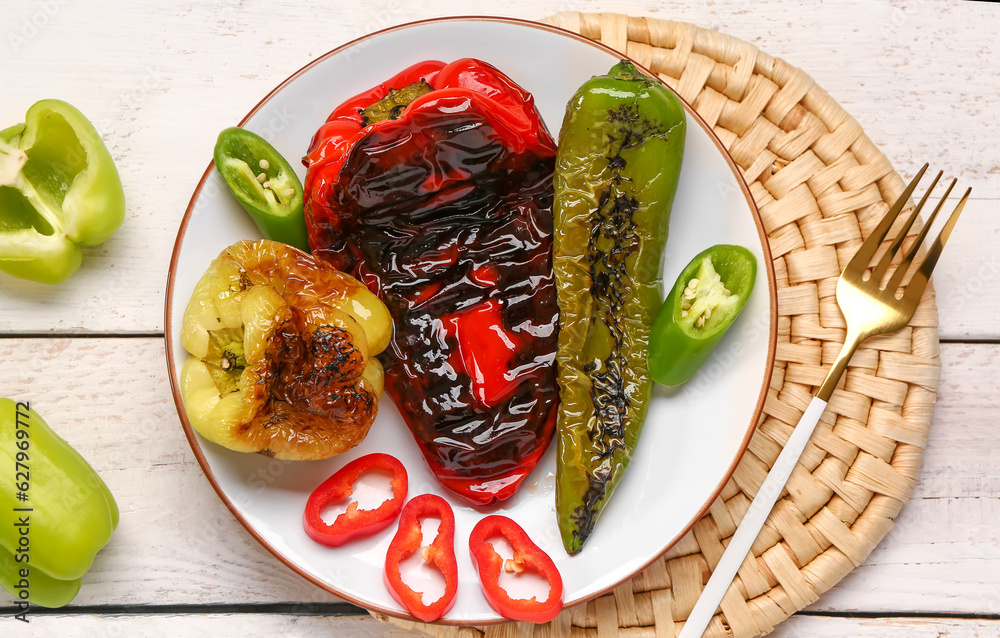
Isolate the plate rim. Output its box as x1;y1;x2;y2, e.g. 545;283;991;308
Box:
163;14;778;625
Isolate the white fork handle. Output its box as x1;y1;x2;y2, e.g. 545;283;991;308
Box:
677;396;828;638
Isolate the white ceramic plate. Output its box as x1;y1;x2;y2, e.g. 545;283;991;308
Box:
165;16;776;625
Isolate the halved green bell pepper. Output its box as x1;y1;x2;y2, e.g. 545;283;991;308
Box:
649;244;757;387
0;99;126;284
0;399;119;607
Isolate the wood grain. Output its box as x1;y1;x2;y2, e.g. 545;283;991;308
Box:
0;339;995;617
0;1;996;635
6;612;999;638
0;0;996;339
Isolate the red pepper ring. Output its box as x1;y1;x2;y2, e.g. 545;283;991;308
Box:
384;493;459;622
303;453;408;547
469;515;564;623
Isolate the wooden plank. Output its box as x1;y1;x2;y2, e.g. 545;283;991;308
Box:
0;0;996;340
0;613;421;637
773;616;1000;638
1;611;998;637
0;338;996;615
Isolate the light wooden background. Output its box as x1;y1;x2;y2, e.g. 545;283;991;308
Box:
1;0;997;635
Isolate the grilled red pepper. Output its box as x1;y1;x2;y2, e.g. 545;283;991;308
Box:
383;493;458;622
469;515;564;623
304;59;559;505
303;453;407;547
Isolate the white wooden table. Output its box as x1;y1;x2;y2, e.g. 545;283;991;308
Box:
2;1;997;635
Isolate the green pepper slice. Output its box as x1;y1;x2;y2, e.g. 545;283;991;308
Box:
649;244;757;387
0;100;126;284
553;60;686;554
213;127;307;252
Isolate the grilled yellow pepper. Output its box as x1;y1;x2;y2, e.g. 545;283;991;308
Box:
179;240;391;460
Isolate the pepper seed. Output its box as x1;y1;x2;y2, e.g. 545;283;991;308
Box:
259;159;270;170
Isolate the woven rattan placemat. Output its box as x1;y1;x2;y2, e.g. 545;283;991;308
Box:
380;12;941;638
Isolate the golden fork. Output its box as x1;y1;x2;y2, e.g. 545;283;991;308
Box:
678;164;971;638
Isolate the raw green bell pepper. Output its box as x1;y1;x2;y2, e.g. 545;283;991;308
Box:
213;127;308;252
553;60;686;554
0;399;119;608
649;244;757;387
0;99;126;284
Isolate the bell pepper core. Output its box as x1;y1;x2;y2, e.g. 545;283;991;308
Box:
383;494;458;622
214;127;308;252
303;453;408;547
469;515;564;623
649;244;757;387
0;399;119;608
0;99;126;284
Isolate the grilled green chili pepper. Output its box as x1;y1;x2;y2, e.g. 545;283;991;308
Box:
0;399;119;607
553;60;686;554
649;244;757;387
213;127;307;252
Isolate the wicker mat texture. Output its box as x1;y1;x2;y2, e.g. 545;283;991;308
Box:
379;12;941;638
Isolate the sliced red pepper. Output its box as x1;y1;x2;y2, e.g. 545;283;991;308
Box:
469;515;564;623
384;494;458;622
303;453;408;547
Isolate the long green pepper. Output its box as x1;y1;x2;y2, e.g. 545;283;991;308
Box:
553;60;685;554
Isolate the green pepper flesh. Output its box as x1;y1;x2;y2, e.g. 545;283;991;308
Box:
0;399;119;607
0;100;126;284
213;127;308;252
554;60;686;555
649;244;757;387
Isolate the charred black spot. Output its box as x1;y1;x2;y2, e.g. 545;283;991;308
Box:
572;97;666;547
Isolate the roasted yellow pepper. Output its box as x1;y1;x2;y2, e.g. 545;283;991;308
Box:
179;240;392;460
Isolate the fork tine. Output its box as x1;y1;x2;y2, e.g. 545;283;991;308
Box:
886;177;957;294
901;185;972;305
848;164;929;271
870;171;942;284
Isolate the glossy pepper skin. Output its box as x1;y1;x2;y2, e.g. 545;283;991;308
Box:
553;60;686;554
649;244;757;387
0;399;119;607
305;59;560;505
303;453;407;547
214;127;308;252
384;493;458;622
469;515;563;623
0;99;125;284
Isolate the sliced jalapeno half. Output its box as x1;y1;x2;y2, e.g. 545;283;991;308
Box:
649;244;757;387
213;127;308;252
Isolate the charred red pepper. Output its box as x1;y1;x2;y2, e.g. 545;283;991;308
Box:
304;58;559;506
469;515;564;623
303;453;407;547
383;493;458;622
